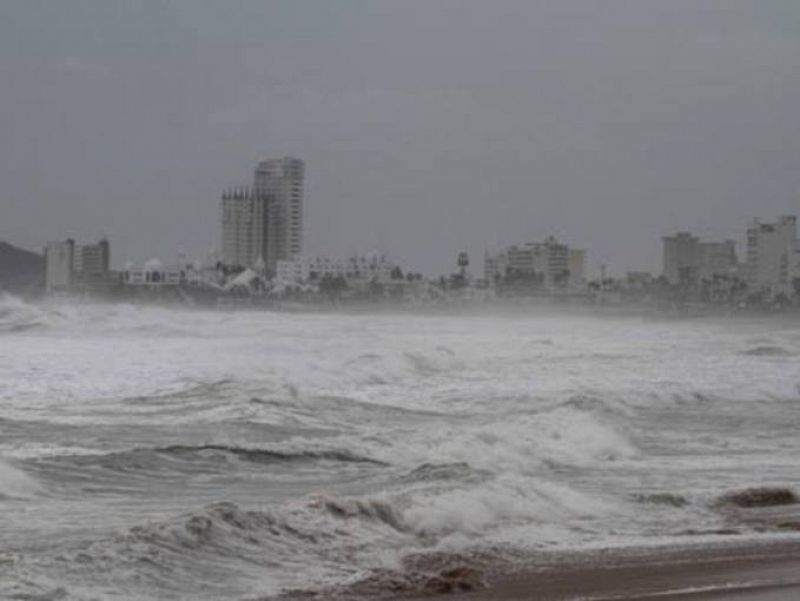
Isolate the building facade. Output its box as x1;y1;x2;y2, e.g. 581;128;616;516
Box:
221;187;267;269
73;238;110;279
222;157;305;272
662;232;700;285
276;254;394;284
663;233;737;285
745;216;798;296
253;157;305;270
45;238;112;294
698;240;737;281
485;236;585;290
123;259;185;286
45;240;75;294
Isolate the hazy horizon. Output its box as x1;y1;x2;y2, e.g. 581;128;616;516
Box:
2;1;800;276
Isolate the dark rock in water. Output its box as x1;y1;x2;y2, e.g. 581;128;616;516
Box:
422;567;485;595
185;515;213;540
716;487;798;508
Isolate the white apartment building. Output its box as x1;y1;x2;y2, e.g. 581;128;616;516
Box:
45;240;75;294
745;216;798;295
485;236;585;290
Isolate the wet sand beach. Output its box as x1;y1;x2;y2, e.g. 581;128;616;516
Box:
394;540;800;601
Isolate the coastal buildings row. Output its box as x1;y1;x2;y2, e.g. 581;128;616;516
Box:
221;157;304;272
662;216;800;298
661;233;738;285
38;145;800;308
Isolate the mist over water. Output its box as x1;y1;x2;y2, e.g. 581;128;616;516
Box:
1;296;799;600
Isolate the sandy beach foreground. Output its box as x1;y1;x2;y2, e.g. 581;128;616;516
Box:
393;540;800;601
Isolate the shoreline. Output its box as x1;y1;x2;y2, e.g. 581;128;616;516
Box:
265;538;800;600
392;539;800;601
22;291;800;323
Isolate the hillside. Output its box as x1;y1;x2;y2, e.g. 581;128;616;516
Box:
0;241;44;294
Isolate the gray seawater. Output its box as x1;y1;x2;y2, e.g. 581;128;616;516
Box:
1;295;799;600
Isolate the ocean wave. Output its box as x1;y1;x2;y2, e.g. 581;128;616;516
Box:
318;496;412;534
0;460;41;500
399;462;487;484
22;498;419;599
742;345;793;357
405;406;638;474
120;379;236;405
33;444;388;474
556;393;636;418
157;444;389;466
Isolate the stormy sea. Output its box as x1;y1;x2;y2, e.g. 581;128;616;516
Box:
1;295;799;600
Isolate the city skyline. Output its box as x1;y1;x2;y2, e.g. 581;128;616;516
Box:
3;2;800;275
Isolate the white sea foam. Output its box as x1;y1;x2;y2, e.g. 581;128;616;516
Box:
1;298;799;599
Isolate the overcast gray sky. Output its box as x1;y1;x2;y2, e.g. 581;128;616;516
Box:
2;1;799;275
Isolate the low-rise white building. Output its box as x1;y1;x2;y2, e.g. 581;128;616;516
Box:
123;259;185;286
275;253;395;284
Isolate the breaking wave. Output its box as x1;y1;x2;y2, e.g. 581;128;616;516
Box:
34;444;389;474
157;444;389;466
0;294;49;332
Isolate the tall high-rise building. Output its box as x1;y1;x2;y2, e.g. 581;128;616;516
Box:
253;157;305;270
220;157;305;272
221;187;266;269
